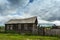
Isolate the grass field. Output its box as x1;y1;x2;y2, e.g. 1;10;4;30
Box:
0;26;60;40
0;33;59;40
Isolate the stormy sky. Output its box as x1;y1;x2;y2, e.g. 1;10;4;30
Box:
0;0;60;25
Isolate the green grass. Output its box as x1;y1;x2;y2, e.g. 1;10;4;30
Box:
0;26;59;40
0;33;59;40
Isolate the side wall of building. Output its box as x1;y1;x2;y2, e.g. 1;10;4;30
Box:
5;23;38;35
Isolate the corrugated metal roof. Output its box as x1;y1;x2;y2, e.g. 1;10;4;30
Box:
5;16;37;24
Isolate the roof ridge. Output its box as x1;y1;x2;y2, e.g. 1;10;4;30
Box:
10;16;37;20
5;16;37;24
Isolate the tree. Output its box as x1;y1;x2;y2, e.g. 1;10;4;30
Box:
52;24;57;29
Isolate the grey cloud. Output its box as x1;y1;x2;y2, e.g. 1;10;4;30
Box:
7;0;21;8
1;0;60;25
0;4;7;16
7;0;29;8
24;0;60;21
8;0;20;4
0;0;29;16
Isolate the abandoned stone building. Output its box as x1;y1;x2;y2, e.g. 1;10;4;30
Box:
5;17;38;34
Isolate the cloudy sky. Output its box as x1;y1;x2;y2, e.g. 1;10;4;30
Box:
0;0;60;25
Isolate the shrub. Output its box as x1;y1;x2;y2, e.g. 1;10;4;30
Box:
5;30;18;34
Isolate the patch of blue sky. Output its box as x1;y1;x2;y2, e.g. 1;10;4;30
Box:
29;0;34;3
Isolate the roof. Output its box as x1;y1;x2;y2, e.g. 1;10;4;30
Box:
5;16;37;24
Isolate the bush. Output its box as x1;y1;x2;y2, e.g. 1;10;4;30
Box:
5;30;18;34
